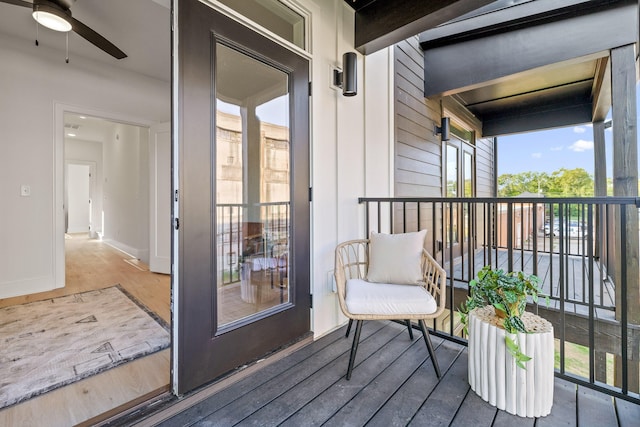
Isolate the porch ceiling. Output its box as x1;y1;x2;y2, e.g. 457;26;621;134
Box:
419;0;635;136
451;54;607;136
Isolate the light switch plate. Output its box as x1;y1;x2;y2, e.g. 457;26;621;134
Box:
20;185;30;197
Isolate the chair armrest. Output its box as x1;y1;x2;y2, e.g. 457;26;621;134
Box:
421;249;446;318
334;239;369;317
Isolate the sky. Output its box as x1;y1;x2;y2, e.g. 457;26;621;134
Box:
497;82;640;177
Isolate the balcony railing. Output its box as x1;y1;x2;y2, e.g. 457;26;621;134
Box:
216;202;289;285
359;196;640;404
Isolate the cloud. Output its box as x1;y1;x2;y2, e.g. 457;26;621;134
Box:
550;146;563;151
569;139;594;152
573;126;586;133
531;152;542;159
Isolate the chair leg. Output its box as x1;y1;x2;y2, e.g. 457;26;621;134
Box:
405;320;414;340
346;320;363;380
419;319;441;379
345;319;353;338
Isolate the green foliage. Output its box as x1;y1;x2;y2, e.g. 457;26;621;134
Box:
497;168;595;197
506;335;532;369
459;266;549;369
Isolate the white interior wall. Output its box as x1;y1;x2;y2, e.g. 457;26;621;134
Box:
65;139;104;237
309;0;394;338
102;124;150;262
0;34;169;298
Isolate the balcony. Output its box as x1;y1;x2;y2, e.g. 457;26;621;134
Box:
358;196;640;401
137;196;639;426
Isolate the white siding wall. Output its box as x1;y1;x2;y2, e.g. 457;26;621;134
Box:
309;0;394;337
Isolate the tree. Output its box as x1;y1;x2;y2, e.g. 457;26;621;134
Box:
548;168;594;197
498;171;551;197
498;168;594;197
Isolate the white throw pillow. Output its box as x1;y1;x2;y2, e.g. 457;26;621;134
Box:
366;230;427;285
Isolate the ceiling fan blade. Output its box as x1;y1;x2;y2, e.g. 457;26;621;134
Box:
0;0;32;8
70;16;127;59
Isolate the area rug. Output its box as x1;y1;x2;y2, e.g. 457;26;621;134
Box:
0;285;170;409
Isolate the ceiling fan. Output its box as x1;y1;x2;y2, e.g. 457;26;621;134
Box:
0;0;127;59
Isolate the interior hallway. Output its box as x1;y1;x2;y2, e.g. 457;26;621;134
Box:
0;233;171;426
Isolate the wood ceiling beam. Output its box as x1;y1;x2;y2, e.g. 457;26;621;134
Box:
353;0;494;55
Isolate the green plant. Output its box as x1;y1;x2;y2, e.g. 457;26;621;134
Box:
459;266;549;369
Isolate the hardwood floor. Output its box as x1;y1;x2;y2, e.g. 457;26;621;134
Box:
0;233;171;427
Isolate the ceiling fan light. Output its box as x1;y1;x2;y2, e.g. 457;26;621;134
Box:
32;10;72;32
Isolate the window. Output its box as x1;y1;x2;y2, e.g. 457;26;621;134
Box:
217;0;306;49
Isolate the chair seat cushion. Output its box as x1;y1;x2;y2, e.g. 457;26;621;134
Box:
345;279;437;316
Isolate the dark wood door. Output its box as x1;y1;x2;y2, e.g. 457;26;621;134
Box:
176;0;310;394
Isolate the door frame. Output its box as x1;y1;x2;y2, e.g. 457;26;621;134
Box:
53;103;154;287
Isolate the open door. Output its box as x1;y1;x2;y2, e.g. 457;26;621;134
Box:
175;0;310;394
149;121;171;274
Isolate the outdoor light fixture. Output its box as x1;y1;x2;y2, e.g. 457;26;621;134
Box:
435;117;450;141
32;3;72;32
333;52;357;96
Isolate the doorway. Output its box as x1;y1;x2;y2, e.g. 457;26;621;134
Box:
66;163;93;234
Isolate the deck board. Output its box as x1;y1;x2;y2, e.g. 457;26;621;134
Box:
322;338;430;426
364;340;463;427
616;397;640;427
576;386;618;427
536;378;577;427
408;351;470;426
243;324;410;426
449;389;497;427
149;321;638;427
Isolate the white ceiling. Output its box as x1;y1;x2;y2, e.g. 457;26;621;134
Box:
0;0;171;82
64;112;123;143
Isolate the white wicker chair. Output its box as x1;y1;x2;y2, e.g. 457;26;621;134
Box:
334;238;446;380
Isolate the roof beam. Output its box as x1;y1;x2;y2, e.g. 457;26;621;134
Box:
421;0;636;97
353;0;494;55
482;97;593;137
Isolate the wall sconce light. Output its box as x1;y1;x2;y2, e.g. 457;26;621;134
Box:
333;52;357;96
435;117;450;141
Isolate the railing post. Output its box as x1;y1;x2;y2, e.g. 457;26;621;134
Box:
507;201;513;272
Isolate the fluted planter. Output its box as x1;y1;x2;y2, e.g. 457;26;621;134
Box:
468;306;554;418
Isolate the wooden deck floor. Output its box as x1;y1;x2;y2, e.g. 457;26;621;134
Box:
145;321;639;427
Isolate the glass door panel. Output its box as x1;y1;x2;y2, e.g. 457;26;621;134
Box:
214;44;291;328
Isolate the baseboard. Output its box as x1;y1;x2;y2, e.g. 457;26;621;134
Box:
102;239;146;260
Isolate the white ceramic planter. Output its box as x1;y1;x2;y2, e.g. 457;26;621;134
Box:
468;306;554;417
